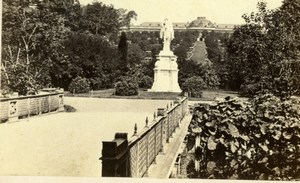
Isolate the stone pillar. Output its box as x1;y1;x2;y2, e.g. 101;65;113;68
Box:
57;89;64;112
8;93;19;122
101;133;129;177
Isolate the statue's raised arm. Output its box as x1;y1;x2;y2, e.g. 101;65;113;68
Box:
160;18;174;54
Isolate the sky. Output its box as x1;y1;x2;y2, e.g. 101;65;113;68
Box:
79;0;283;25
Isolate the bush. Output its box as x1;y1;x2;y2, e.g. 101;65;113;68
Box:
239;83;261;97
138;75;153;89
64;105;76;112
68;76;91;94
182;76;206;97
114;76;139;96
88;77;102;90
1;65;40;95
187;94;300;180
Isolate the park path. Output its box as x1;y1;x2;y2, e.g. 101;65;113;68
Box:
0;97;170;177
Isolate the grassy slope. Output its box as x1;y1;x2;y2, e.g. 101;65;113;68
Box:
190;41;208;64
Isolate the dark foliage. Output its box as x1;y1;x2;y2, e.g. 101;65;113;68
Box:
187;94;300;180
114;76;139;96
68;76;90;93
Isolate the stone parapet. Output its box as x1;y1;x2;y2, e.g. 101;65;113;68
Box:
101;97;188;177
0;89;64;123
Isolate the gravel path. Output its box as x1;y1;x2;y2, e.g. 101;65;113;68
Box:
0;97;170;177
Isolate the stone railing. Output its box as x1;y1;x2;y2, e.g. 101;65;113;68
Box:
0;88;64;123
101;97;188;177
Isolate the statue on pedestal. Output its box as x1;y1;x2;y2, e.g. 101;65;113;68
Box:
149;18;181;92
160;18;174;54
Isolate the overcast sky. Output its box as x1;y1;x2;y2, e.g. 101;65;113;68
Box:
78;0;283;25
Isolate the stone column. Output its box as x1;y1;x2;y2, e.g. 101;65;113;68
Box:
8;93;19;122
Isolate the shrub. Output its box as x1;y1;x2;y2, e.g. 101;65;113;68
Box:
239;83;261;97
187;94;300;180
64;105;76;112
182;76;206;97
138;75;153;89
114;76;139;96
2;65;40;95
68;76;90;94
89;77;102;90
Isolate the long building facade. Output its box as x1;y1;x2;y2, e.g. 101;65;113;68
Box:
121;17;237;33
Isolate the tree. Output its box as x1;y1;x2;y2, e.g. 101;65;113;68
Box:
119;9;137;29
127;43;145;67
81;1;120;35
226;1;300;98
118;32;129;73
55;32;120;90
1;0;68;94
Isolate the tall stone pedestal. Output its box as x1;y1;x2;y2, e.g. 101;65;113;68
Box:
149;51;181;92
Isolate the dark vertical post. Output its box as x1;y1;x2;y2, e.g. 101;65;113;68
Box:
101;133;129;177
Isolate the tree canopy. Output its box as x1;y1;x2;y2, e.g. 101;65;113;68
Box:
226;0;300;98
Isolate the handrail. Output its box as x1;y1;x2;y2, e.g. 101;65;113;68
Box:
101;97;188;177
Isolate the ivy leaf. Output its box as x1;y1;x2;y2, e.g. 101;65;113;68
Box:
230;159;237;167
240;135;250;142
259;143;269;152
207;135;217;150
228;123;240;137
205;122;214;127
258;157;268;164
272;130;282;140
260;123;267;135
258;173;267;180
230;141;238;153
241;141;247;150
191;127;202;133
203;113;209;120
283;131;292;139
221;118;231;123
246;148;255;159
207;161;216;174
272;167;281;176
264;111;270;118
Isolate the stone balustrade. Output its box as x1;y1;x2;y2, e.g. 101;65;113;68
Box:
0;89;64;123
101;97;188;177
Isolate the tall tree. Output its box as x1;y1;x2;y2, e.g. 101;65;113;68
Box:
81;1;120;35
1;0;68;94
118;32;128;73
119;9;137;29
226;1;300;97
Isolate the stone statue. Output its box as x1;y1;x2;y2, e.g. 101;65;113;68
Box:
149;18;181;92
160;18;174;53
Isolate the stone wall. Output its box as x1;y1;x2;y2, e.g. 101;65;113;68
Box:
101;97;188;177
0;89;64;123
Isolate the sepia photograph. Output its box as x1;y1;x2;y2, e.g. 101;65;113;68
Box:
0;0;299;182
